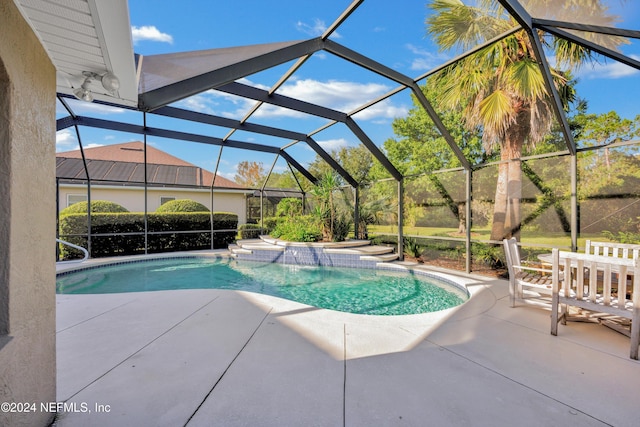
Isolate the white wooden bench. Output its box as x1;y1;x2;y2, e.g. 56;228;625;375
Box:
585;239;640;297
503;238;553;307
550;249;640;359
585;240;640;259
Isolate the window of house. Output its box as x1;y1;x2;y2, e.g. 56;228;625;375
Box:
160;197;175;205
67;194;87;207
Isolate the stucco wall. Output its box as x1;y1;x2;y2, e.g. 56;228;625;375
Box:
0;1;57;426
59;185;248;223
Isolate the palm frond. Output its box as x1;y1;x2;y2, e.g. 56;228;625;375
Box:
506;59;547;100
426;0;514;51
479;90;514;140
528;98;553;144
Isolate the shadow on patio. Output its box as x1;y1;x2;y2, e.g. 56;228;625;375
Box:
53;268;637;427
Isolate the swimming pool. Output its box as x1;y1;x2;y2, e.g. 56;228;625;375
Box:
56;257;468;316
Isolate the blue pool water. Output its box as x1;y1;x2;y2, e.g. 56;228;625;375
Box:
56;257;468;315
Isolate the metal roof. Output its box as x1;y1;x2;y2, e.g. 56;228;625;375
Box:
56;142;241;188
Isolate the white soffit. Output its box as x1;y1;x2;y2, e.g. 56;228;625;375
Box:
13;0;138;107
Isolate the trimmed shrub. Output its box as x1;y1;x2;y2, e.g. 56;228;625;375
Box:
60;200;128;215
270;215;321;242
58;212;238;259
262;217;279;235
155;199;209;213
239;224;262;239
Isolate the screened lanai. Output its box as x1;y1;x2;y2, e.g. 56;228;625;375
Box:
43;0;640;273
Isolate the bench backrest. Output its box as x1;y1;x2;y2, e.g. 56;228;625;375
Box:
585;240;640;260
551;249;640;360
502;238;521;276
552;249;640;313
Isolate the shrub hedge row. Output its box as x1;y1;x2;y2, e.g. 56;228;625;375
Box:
238;223;262;239
59;212;238;259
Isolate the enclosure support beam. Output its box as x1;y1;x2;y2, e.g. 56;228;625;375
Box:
410;84;472;170
262;155;280;192
354;186;360;240
345;118;403;181
211;145;225;249
55;178;60;261
74;124;91;258
306;137;358;187
397;179;404;261
526;28;576;155
571;154;578;252
143;114;149;255
260;190;264;235
139;38;326;111
62;115;318;184
538;25;640;72
466;169;472;274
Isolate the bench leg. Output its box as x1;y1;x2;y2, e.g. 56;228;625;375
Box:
509;279;516;307
631;308;639;360
551;294;559;336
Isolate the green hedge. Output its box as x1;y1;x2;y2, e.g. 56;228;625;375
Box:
59;212;238;259
238;223;262;239
155;199;210;213
60;200;129;215
270;215;322;242
262;217;279;234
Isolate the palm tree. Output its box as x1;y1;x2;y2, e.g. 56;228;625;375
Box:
426;0;626;241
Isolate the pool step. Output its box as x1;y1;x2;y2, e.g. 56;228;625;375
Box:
228;244;253;255
360;253;399;262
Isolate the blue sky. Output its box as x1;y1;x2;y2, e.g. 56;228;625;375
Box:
56;0;640;183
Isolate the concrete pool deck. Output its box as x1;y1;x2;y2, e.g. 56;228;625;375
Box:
53;255;639;426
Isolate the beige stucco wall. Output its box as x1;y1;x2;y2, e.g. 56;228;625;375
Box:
0;1;57;426
59;185;249;224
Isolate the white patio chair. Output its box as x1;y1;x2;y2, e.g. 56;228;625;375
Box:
503;238;553;307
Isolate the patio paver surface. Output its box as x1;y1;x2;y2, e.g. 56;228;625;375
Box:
53;260;639;426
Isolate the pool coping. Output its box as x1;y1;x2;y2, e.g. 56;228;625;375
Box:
55;249;473;302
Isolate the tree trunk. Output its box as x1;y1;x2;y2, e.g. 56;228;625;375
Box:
490;127;524;241
506;157;522;241
490;156;509;241
457;202;466;234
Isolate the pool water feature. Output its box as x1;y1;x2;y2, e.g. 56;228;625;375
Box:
56;257;468;316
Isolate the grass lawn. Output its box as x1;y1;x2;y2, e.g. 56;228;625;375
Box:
368;225;610;250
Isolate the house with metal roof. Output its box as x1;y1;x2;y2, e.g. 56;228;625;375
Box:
56;141;251;223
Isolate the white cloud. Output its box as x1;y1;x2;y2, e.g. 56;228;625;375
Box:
84;143;104;149
352;100;408;121
236;78;270;91
317;138;349;152
184;77;408;122
277;79;388;112
218;170;236;181
579;55;640;79
56;129;76;151
295;19;341;38
56;130;104;152
175;93;219;115
131;26;174;45
406;43;448;71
